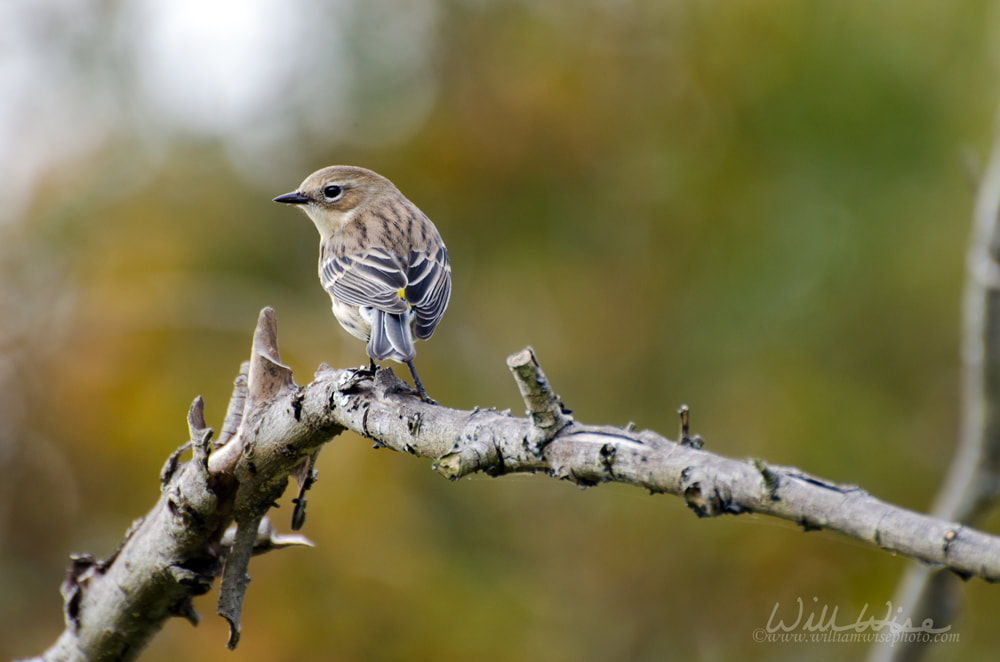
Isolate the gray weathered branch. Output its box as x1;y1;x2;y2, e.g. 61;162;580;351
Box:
26;308;1000;661
870;105;1000;662
337;352;1000;582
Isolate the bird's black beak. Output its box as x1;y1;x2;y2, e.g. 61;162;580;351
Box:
273;191;310;205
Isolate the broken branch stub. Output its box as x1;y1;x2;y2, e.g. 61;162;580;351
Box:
506;346;573;451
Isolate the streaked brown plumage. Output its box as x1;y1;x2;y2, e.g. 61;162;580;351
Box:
273;166;451;400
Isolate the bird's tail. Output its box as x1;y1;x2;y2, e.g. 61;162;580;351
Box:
367;308;417;363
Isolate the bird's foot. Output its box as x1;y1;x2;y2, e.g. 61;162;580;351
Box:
416;391;438;405
356;359;378;378
406;360;438;405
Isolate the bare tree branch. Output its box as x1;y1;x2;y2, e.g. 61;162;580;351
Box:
871;105;1000;662
25;308;1000;661
25;309;339;662
338;354;1000;582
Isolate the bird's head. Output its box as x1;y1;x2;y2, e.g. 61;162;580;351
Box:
273;165;396;236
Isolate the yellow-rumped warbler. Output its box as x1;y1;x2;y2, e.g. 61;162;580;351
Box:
273;166;451;401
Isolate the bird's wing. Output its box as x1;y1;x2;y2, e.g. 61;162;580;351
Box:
406;244;452;339
321;248;409;314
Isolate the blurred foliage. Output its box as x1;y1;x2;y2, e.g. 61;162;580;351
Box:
2;0;1000;660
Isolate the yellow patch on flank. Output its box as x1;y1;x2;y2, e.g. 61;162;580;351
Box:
397;289;406;299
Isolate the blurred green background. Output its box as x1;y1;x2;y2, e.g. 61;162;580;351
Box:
2;1;999;660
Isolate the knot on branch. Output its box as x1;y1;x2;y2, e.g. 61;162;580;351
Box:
435;414;508;479
680;466;743;518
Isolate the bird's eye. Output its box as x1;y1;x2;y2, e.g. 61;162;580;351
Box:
323;185;343;200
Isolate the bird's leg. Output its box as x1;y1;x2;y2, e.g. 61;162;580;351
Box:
406;360;437;404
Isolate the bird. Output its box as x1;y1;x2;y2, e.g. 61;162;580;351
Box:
273;166;451;402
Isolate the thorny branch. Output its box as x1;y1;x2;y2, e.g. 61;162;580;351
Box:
26;308;1000;661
